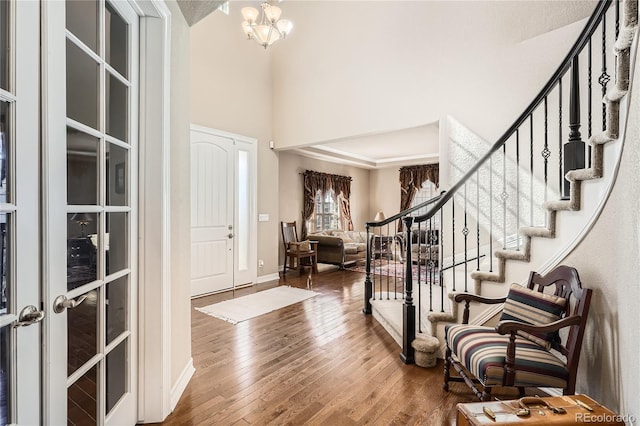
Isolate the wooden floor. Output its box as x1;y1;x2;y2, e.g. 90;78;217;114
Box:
153;268;517;425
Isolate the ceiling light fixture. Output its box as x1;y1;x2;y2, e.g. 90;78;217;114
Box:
241;1;293;49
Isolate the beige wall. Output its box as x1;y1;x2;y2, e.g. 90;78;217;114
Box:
168;0;193;387
369;167;401;222
278;152;371;264
271;2;593;148
190;6;280;277
560;46;640;418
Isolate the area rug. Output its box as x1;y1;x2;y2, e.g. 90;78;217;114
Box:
346;260;440;286
195;286;320;324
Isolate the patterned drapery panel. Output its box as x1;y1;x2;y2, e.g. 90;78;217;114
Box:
398;164;439;231
302;170;353;238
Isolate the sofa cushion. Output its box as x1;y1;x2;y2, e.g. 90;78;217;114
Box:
445;324;568;389
344;243;359;254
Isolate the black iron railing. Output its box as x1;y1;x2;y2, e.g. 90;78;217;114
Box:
362;0;633;363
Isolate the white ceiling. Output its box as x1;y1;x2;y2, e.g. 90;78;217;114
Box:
291;122;440;169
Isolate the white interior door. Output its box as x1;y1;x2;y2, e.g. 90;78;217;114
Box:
43;1;139;424
190;126;257;297
0;1;41;425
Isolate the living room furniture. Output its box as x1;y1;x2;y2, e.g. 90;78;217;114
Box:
456;394;623;425
370;235;394;260
444;265;592;401
281;221;318;275
307;230;368;268
395;228;439;266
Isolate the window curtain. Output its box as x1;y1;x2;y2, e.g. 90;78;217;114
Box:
302;170;353;238
398;164;439;231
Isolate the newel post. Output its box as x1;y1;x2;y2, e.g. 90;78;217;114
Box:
400;216;415;364
563;55;586;198
363;223;373;315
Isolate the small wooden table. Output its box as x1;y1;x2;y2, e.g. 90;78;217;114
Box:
456;395;625;425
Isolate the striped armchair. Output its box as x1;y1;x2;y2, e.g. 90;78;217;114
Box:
443;265;592;401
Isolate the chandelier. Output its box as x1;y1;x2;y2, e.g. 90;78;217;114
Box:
241;1;293;49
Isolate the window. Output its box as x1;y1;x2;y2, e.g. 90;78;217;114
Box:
309;189;340;232
410;180;437;217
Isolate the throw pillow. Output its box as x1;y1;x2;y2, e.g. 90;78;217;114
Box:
499;284;566;350
291;240;311;252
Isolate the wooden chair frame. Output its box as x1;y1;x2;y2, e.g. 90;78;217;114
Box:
281;221;318;275
443;265;592;401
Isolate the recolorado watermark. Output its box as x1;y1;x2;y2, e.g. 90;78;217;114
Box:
575;412;636;424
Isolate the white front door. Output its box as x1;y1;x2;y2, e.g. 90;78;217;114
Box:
190;126;257;297
0;1;41;425
43;1;139;424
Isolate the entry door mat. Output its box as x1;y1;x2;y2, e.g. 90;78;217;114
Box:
195;286;320;324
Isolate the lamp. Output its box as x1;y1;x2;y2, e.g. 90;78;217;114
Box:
70;212;93;237
241;1;293;49
374;211;385;222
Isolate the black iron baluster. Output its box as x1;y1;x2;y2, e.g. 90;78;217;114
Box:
588;37;593;168
440;207;444;313
530;114;534;226
601;13;609;131
615;0;620;38
476;169;480;271
502;143;507;250
428;218;433;312
364;224;372;314
463;183;469;292
451;198;456;292
386;223;390;300
543;96;550;207
400;216;415;364
489;156;493;272
559;78;563;196
564;56;586;198
516;129;521;251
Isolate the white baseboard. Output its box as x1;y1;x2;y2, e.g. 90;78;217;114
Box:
170;358;195;411
257;273;280;284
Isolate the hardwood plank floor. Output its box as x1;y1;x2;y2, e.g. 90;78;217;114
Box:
151;268;520;425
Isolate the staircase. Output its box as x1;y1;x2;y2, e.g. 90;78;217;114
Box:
363;0;638;363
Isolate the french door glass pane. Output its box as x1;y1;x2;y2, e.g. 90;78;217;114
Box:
105;2;128;79
67;289;98;375
105;340;127;415
1;101;11;204
106;72;128;142
67;128;99;205
0;327;11;425
67;213;98;291
105;276;127;345
0;0;8;91
0;214;8;315
66;40;99;129
67;364;97;425
106;143;128;206
105;212;128;276
65;0;99;53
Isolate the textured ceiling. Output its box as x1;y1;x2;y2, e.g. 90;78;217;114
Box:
177;0;227;26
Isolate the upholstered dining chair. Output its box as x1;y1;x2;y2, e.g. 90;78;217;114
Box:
281;221;318;275
443;265;592;401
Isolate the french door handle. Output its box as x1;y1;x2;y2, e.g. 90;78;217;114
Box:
53;294;88;314
13;305;46;328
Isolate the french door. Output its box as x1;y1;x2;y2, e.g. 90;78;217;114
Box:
190;126;257;297
44;0;139;424
0;1;42;425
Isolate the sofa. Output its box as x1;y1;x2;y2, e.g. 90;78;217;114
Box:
308;230;369;268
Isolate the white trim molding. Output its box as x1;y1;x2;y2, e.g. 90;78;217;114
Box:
170;358;196;411
136;0;173;423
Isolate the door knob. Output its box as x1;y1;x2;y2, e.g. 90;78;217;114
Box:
13;305;46;328
53;294;88;314
228;233;234;239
